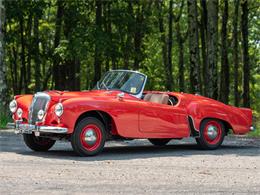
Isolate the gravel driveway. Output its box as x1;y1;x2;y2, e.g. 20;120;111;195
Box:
0;129;259;195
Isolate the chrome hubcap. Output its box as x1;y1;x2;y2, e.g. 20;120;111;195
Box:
206;125;218;140
84;129;97;145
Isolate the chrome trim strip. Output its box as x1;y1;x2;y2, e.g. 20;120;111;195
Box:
189;115;199;131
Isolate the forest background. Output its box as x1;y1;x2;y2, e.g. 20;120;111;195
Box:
0;0;259;135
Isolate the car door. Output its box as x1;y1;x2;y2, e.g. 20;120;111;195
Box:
139;101;189;138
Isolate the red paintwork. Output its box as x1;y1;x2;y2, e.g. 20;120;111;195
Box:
13;89;253;139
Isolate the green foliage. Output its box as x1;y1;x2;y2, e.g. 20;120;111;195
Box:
0;112;10;129
1;0;260;135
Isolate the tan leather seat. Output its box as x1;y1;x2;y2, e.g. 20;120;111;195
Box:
143;93;169;105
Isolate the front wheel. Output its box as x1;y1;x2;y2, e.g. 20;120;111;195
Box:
148;138;171;146
196;119;225;150
23;134;56;151
71;117;106;156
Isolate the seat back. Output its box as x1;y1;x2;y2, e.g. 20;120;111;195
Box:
143;93;169;105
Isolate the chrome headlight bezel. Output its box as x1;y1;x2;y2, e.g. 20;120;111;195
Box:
9;100;17;113
37;109;45;120
54;103;63;117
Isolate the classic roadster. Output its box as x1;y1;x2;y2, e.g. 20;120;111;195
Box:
8;70;254;156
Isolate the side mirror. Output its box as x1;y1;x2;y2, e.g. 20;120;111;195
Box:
117;92;124;101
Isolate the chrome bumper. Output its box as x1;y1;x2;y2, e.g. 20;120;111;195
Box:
7;121;68;135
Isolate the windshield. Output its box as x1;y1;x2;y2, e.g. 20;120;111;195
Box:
95;70;146;95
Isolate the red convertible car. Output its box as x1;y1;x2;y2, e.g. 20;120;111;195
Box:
8;70;254;156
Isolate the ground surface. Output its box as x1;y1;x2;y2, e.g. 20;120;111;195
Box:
0;130;260;195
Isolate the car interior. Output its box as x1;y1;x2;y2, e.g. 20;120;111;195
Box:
143;93;178;106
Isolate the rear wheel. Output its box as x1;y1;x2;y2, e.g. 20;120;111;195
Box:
71;117;106;156
196;119;225;150
23;134;56;151
148;138;171;146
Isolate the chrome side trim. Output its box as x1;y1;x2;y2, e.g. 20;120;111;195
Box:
188;116;200;137
189;116;199;131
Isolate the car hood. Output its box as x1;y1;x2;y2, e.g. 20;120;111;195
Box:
45;90;137;102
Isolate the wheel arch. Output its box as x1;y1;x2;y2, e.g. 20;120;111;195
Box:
74;110;118;135
189;116;233;137
199;117;233;135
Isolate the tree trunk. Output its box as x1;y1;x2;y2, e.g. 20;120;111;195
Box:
53;0;63;90
187;0;201;94
219;0;229;104
176;22;184;92
124;1;133;70
157;1;168;90
233;0;240;106
74;58;81;90
104;1;112;72
241;0;250;108
93;0;102;85
0;0;8;112
133;3;143;70
174;0;185;92
12;46;18;94
166;0;174;91
200;0;207;95
26;11;32;93
19;11;27;93
206;0;218;99
34;13;41;92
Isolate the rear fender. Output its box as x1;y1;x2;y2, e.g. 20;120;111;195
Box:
187;102;232;132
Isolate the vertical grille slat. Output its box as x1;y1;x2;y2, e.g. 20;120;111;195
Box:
29;92;50;124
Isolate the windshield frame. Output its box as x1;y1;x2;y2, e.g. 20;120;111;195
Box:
96;70;147;98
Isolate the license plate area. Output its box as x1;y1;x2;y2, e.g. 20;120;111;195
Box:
18;124;36;133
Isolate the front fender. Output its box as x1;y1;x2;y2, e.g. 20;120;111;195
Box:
59;97;120;133
13;95;33;121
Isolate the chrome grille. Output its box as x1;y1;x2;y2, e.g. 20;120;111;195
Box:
29;92;50;124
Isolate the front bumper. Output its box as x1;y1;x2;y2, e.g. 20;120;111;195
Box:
7;121;68;135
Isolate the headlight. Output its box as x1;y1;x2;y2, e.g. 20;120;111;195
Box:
55;103;63;117
16;108;23;118
37;109;45;120
9;100;17;113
